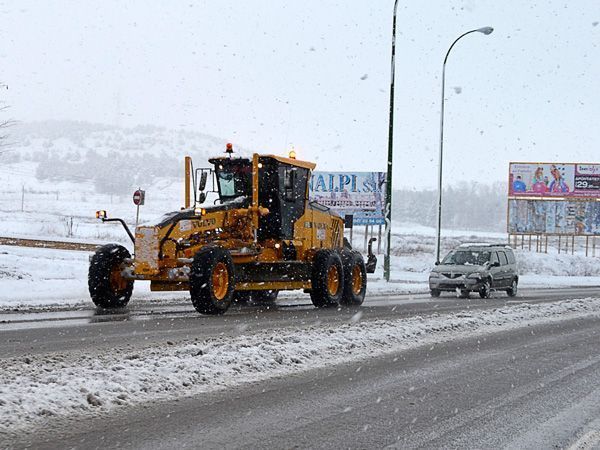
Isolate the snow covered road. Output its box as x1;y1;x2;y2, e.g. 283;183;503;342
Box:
1;293;600;448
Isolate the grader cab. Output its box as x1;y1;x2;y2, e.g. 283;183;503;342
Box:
89;145;376;315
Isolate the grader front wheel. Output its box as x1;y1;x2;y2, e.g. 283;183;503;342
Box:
88;244;134;308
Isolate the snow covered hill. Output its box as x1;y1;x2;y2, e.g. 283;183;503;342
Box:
0;120;251;241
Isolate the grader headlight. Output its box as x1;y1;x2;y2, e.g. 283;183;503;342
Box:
96;210;107;220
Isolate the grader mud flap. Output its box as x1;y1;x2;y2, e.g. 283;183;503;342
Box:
365;237;377;274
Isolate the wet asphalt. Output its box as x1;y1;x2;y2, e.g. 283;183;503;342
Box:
2;287;600;449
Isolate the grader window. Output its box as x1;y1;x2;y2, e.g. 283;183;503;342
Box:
215;163;252;202
257;159;308;241
218;172;237;196
284;169;296;202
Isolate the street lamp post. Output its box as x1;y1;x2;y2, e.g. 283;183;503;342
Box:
434;26;493;264
384;0;400;282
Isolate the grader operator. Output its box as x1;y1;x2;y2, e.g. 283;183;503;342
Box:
89;145;376;315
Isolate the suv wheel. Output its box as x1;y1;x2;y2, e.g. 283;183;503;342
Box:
479;280;491;299
506;279;518;297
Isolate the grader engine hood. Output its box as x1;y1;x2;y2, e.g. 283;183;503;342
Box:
134;226;161;275
134;208;221;276
133;200;255;276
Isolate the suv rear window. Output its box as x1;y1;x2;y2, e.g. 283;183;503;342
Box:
505;250;516;264
490;252;499;264
499;251;509;266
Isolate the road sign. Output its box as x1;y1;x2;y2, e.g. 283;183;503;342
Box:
133;189;145;206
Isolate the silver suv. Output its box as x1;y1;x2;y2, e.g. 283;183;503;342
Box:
429;244;518;298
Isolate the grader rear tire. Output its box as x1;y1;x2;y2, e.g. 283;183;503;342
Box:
190;247;235;315
88;244;133;308
310;249;344;308
340;250;367;306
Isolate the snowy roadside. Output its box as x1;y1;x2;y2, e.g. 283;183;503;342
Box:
1;297;599;434
2;244;600;310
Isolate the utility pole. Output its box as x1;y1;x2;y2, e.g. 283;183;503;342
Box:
384;0;400;282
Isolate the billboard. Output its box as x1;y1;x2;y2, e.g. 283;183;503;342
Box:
508;199;600;235
309;172;386;225
509;162;600;198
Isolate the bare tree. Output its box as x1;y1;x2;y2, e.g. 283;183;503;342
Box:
0;83;16;154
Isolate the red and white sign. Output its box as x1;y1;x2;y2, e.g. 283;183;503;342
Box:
133;189;145;206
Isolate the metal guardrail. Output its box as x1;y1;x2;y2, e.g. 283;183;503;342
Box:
0;237;101;252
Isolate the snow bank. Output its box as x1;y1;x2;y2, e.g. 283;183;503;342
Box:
517;250;600;277
1;297;599;434
0;246;90;305
2;239;600;308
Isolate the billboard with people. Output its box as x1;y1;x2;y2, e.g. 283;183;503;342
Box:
309;172;386;225
509;162;600;198
508;162;600;236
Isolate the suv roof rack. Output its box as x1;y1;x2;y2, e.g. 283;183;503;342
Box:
458;242;497;248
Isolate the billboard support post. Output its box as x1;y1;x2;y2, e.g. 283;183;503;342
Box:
586;236;589;257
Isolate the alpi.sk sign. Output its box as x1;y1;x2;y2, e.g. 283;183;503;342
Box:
309;172;387;226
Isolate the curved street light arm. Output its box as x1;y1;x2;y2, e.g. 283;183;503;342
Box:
443;29;479;65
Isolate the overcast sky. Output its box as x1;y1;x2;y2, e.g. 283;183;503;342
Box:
1;1;599;189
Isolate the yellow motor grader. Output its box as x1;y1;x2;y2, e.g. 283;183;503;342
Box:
89;145;376;315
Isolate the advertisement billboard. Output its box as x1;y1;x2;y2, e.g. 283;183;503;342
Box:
509;162;600;198
309;172;386;226
508;199;600;235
